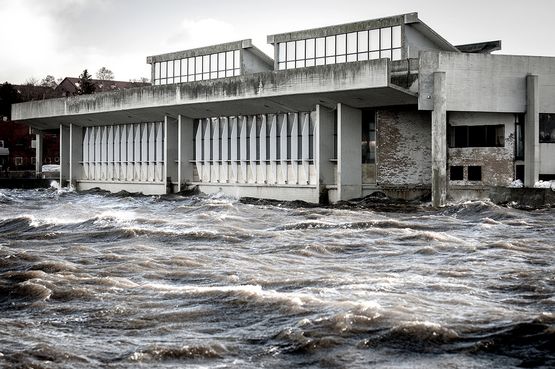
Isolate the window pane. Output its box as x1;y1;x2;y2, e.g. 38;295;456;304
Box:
210;54;217;72
278;62;286;70
234;68;240;76
306;59;315;67
357;52;368;61
336;34;346;55
296;60;305;68
316;37;325;57
392;48;402;60
188;58;195;76
195;56;202;74
296;40;305;60
278;43;286;62
218;52;226;71
347;32;357;54
392;25;402;48
347;54;357;62
226;51;234;69
181;59;187;77
325;36;335;56
287;61;295;69
369;29;380;51
381;27;392;49
306;38;315;58
336;55;346;63
167;60;174;78
315;57;325;65
203;55;210;73
369;51;380;60
286;41;295;61
357;31;368;52
234;50;240;71
175;59;181;77
160;61;167;78
154;62;160;80
380;49;392;59
326;56;335;64
218;70;225;78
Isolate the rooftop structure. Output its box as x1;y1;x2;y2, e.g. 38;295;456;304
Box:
11;13;555;205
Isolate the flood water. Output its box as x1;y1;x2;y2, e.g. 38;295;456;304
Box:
0;187;553;368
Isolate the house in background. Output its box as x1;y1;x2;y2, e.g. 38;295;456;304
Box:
55;78;150;97
11;13;555;205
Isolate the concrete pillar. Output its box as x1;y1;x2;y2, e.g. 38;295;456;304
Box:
177;114;194;191
524;74;539;187
69;123;83;188
35;132;43;177
337;103;362;201
164;115;178;193
431;71;447;208
315;105;335;199
59;124;70;185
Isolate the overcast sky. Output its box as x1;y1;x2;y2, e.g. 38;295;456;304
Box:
1;0;554;84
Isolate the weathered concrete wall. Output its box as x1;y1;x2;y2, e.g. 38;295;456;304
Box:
540;143;555;174
377;110;432;186
419;52;555;113
242;48;273;73
405;24;447;59
448;112;515;186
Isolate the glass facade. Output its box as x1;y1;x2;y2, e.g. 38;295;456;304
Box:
277;25;402;70
153;49;241;85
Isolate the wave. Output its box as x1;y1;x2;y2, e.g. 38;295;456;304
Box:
127;343;227;362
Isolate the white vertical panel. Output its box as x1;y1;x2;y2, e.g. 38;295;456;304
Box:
279;113;288;184
260;115;267;184
249;116;257;183
239;116;247;183
113;125;121;181
95;126;101;180
195;119;203;182
269;114;277;184
82;127;89;179
212;118;220;182
291;113;299;184
156;122;164;182
127;124;134;181
203;118;211;182
120;125;128;181
141;123;149;181
148;122;155;181
301;112;310;184
134;123;141;181
100;126;107;180
230;117;238;183
220;117;228;183
89;127;95;180
106;126;113;181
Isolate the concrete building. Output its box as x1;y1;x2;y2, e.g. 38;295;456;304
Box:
11;13;555;205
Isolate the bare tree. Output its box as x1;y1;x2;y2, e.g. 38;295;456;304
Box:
96;67;114;81
40;75;57;89
24;77;39;86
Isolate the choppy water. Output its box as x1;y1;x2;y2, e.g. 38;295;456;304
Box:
0;187;553;369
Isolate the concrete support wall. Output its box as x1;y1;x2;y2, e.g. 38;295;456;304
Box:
337;103;362;201
432;71;447;207
69;124;83;187
165;115;178;192
178;115;194;190
315;105;335;192
35;132;43;175
59;124;70;184
525;74;540;186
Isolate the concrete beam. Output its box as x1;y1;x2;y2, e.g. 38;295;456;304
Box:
525;74;540;187
431;71;447;207
337;103;362;201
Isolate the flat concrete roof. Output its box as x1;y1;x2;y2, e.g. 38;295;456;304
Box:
13;59;416;129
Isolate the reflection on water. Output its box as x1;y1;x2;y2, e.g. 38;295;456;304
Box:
0;188;553;368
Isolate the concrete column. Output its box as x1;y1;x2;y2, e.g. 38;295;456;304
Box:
524;74;539;187
432;71;447;208
177;114;194;191
337;103;362;201
69;124;83;188
315;105;335;199
35;132;43;177
164;115;178;193
59;124;70;185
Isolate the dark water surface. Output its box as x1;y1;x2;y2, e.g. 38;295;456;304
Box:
0;187;553;368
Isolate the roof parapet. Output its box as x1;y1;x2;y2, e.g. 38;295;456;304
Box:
455;40;502;54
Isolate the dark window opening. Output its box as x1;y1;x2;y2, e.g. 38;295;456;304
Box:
516;165;524;182
540;113;555;143
515;115;525;160
468;166;482;181
449;125;504;148
539;174;555;181
450;166;464;180
362;110;376;164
